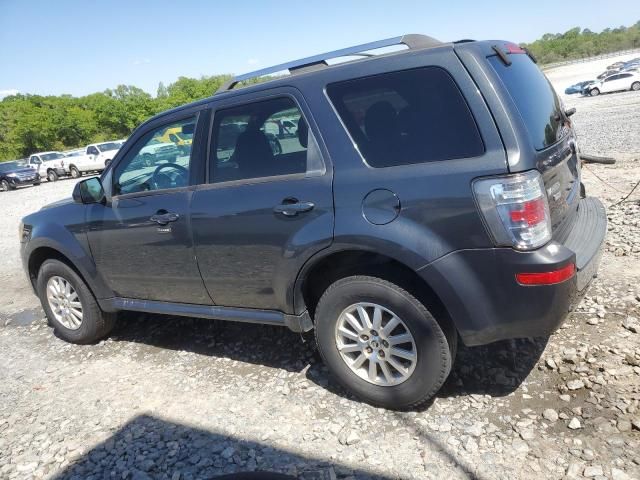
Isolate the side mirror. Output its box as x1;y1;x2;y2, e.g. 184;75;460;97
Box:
73;177;105;204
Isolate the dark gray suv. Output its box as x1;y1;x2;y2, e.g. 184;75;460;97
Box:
20;35;607;409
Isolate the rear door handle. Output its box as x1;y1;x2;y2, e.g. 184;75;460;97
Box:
273;200;315;217
150;212;180;225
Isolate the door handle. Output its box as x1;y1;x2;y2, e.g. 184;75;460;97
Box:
150;212;180;225
273;200;315;217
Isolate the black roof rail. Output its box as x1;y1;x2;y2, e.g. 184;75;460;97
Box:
216;34;442;93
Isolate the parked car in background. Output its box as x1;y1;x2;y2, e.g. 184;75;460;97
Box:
64;142;122;177
565;80;595;95
25;152;67;181
597;69;619;80
0;160;40;191
21;35;607;409
156;126;193;155
588;71;640;96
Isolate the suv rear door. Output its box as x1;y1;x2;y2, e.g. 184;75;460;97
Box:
191;87;333;313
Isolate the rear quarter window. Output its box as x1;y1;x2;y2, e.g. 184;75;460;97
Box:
327;67;484;168
488;54;567;150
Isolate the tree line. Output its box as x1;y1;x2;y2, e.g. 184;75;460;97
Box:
1;21;639;162
0;76;232;161
522;21;640;64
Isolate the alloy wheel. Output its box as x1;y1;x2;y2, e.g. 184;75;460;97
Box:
46;276;83;330
334;302;417;386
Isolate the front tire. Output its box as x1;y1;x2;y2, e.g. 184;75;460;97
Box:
47;170;59;182
314;276;454;409
37;259;116;344
1;179;13;191
590;88;600;96
70;166;81;178
632;82;640;91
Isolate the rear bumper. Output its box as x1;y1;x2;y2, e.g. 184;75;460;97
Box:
419;197;606;346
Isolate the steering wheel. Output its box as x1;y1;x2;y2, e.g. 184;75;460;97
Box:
151;163;188;190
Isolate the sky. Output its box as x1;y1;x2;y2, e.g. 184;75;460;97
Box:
1;0;637;98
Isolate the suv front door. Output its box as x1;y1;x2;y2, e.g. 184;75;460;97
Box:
191;90;334;313
85;112;212;304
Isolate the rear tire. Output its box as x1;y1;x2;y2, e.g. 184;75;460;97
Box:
37;259;116;344
47;170;59;182
314;275;454;409
70;166;81;178
590;88;600;96
632;82;640;91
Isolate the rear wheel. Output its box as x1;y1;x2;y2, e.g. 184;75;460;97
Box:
1;179;12;191
590;88;600;96
314;275;454;409
37;259;116;344
47;170;59;182
632;82;640;91
70;166;81;178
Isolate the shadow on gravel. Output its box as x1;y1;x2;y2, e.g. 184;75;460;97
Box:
49;414;391;480
111;313;547;405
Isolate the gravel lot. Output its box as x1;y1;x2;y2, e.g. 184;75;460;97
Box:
1;58;639;480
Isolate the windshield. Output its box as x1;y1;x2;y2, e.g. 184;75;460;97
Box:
40;152;65;161
97;142;121;152
489;54;566;150
0;161;23;173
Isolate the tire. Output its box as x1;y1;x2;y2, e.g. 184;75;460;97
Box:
47;170;59;182
37;259;116;344
632;82;640;91
314;275;454;409
70;166;81;178
1;179;12;191
142;153;154;167
590;88;600;97
104;159;111;168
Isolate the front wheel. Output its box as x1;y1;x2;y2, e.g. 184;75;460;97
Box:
590;88;600;97
314;276;455;409
37;259;116;344
47;170;59;182
632;82;640;91
70;166;81;178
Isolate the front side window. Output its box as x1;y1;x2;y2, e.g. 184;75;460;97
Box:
327;67;484;167
113;115;197;195
88;146;99;155
210;97;324;183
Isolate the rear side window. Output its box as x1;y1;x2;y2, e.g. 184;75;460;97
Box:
489;54;566;150
327;67;484;168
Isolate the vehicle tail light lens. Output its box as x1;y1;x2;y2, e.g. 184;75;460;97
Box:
473;170;552;250
516;263;575;285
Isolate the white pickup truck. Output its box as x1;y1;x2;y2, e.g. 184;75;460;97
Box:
64;141;123;178
26;152;68;182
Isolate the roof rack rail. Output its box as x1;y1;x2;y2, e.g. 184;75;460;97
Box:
216;34;441;93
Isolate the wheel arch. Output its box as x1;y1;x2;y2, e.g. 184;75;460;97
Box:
294;249;456;337
25;234;114;306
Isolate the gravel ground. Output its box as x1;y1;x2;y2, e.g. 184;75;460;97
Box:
1;63;639;480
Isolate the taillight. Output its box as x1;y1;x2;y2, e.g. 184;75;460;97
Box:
473;170;552;250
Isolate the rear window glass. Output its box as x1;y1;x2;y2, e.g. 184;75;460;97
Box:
327;67;484;168
489;54;566;150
